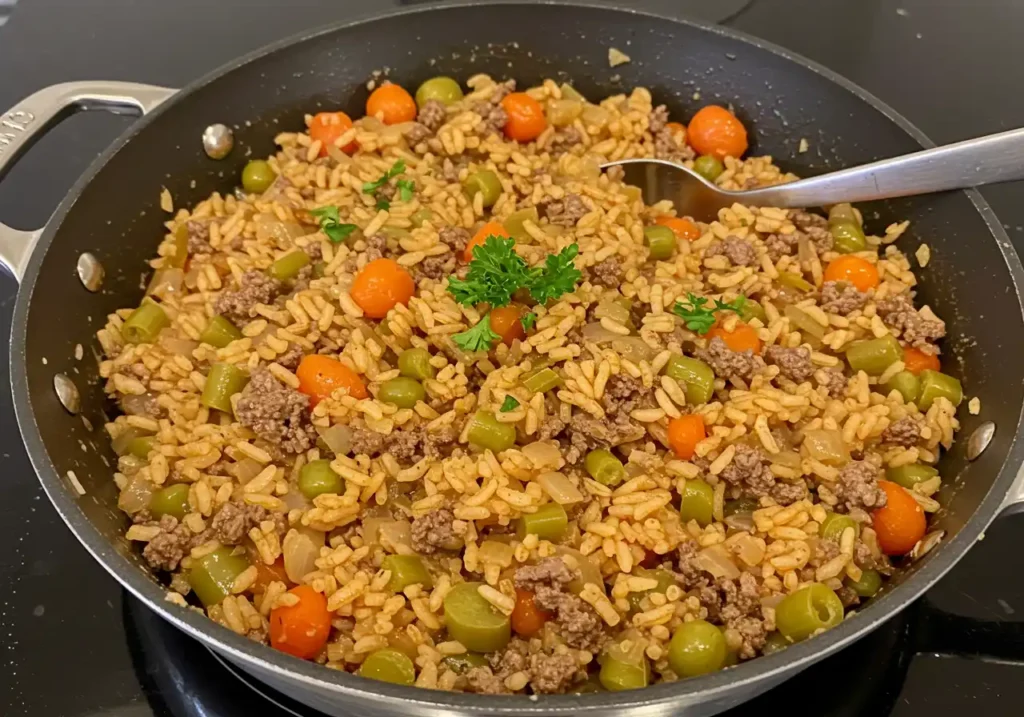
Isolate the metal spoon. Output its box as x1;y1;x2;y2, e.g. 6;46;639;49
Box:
604;127;1024;222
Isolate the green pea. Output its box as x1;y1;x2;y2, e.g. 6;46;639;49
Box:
517;503;568;541
664;355;715;405
440;653;489;675
200;315;242;349
268;250;311;282
775;583;845;643
188;546;249;606
918;369;962;410
410;208;435;227
381;554;433;592
241;159;276;194
122;301;170;344
846;334;902;376
680;479;714;526
644;225;677;261
668;619;727;678
358;648;416;685
378;377;426;409
443;581;511;653
150;483;191;520
128;436;157;460
820;512;859;541
846;568;883;598
398;347;435;381
886;463;939;491
831;222;867;254
523;367;564;393
585;449;626;486
200;363;249;414
462;170;502;208
692;155;724;183
415;76;464;108
467;411;516;453
884;370;921;403
299;459;342;499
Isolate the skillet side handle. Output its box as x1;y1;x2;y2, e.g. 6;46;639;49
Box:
0;81;177;283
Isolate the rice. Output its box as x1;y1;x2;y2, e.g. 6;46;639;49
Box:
97;73;965;695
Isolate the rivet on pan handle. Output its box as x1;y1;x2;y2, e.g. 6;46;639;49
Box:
0;81;177;282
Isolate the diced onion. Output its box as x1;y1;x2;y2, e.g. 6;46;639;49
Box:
159;333;199;356
538;471;584;504
784;304;825;339
802;429;849;466
593;298;631;325
147;267;183;299
316;424;352;456
581;104;610;128
117;475;154;514
479;540;515;568
724;512;755;532
770;450;802;470
582;322;622;344
547;99;583;127
611;336;654;363
732;533;766;566
121;394;158;417
255;214;308;243
556;546;605;595
282;528;323;583
379;520;413;551
696;544;741;580
520;441;563;469
230;458;264;485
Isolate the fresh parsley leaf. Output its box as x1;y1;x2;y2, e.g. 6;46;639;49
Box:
396;178;415;203
671;293;747;335
524;244;582;305
452;314;502;352
520;312;537;332
362;159;407;195
310;205;357;244
447;236;533;308
309;205;340;223
500;395;520;412
376;197;391;211
323;222;358;244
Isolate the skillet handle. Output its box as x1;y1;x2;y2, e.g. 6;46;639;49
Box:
0;81;176;282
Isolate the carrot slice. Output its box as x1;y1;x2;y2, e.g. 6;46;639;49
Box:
706;322;762;354
309;111;356;156
823;255;880;292
488;305;526;346
655;215;701;241
902;346;941;375
511;589;549;637
366;83;417;125
296;354;368;405
686;105;748;159
667;415;706;459
464;220;511;262
270;585;331;659
500;92;547;142
350;258;416;319
873;480;926;556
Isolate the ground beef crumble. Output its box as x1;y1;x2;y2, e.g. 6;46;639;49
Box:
695;336;765;384
542;193;589;227
706;235;757;266
348;424;458;464
466;639;582;694
765;345;814;383
364;233;390;262
586;257;623;287
565;412;646;463
820;280;870;315
601;374;651;418
214;270;283;324
186;220;213;254
142;515;193;572
549;126;583;153
833;460;888;513
514;556;576;592
818;367;848;398
877;293;946;353
416;99;447;132
438;226;470;255
720;444;776;499
410;507;464;553
234;368;317;455
210;499;285;545
881;416;922;447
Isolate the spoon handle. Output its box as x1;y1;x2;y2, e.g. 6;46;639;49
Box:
742;127;1024;207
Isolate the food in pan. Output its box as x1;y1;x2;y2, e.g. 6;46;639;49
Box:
99;73;962;694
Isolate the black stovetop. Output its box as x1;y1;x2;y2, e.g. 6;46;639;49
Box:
3;0;1024;714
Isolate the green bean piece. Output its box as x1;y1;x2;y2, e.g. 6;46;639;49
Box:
188;546;249;606
128;436;157;460
269;250;311;282
523;367;564;394
410;208;435;227
415;76;464;108
663;355;715;405
201;363;249;414
820;512;859;541
846;568;883;598
440;653;489;675
692;154;725;182
299;459;343;499
504;207;539;241
680;479;714;526
122;301;170;344
150;483;191;520
241;159;276;194
739;300;767;324
644;225;677;261
775;583;845;642
884;370;921;403
169;224;189;268
462;170;502;208
378;377;426;409
398;347;435;380
845;334;902;376
467;411;517;453
832;222;867;254
828;203;860;227
382;554;434;592
763;631;791;655
443;581;511;653
200;315;242;349
918;369;963;410
668;619;727;678
627;568;676;612
358;648;416;685
517;502;569;541
598;653;649;691
886;463;939;491
777;271;814;292
724;496;759;517
585;449;626;486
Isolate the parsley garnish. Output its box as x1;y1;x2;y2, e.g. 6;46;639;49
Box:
309;205;358;244
448;236;582;351
520;312;537;332
452;314;501;352
396;178;415;203
500;396;520;412
671;293;747;334
363;160;414;210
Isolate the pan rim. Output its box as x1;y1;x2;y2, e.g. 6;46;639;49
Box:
10;1;1024;712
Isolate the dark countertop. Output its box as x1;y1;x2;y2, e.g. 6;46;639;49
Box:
2;1;1024;715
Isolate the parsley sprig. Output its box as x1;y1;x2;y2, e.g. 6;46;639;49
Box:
500;396;520;412
363;159;414;210
450;236;582;351
671;293;747;334
309;205;358;244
